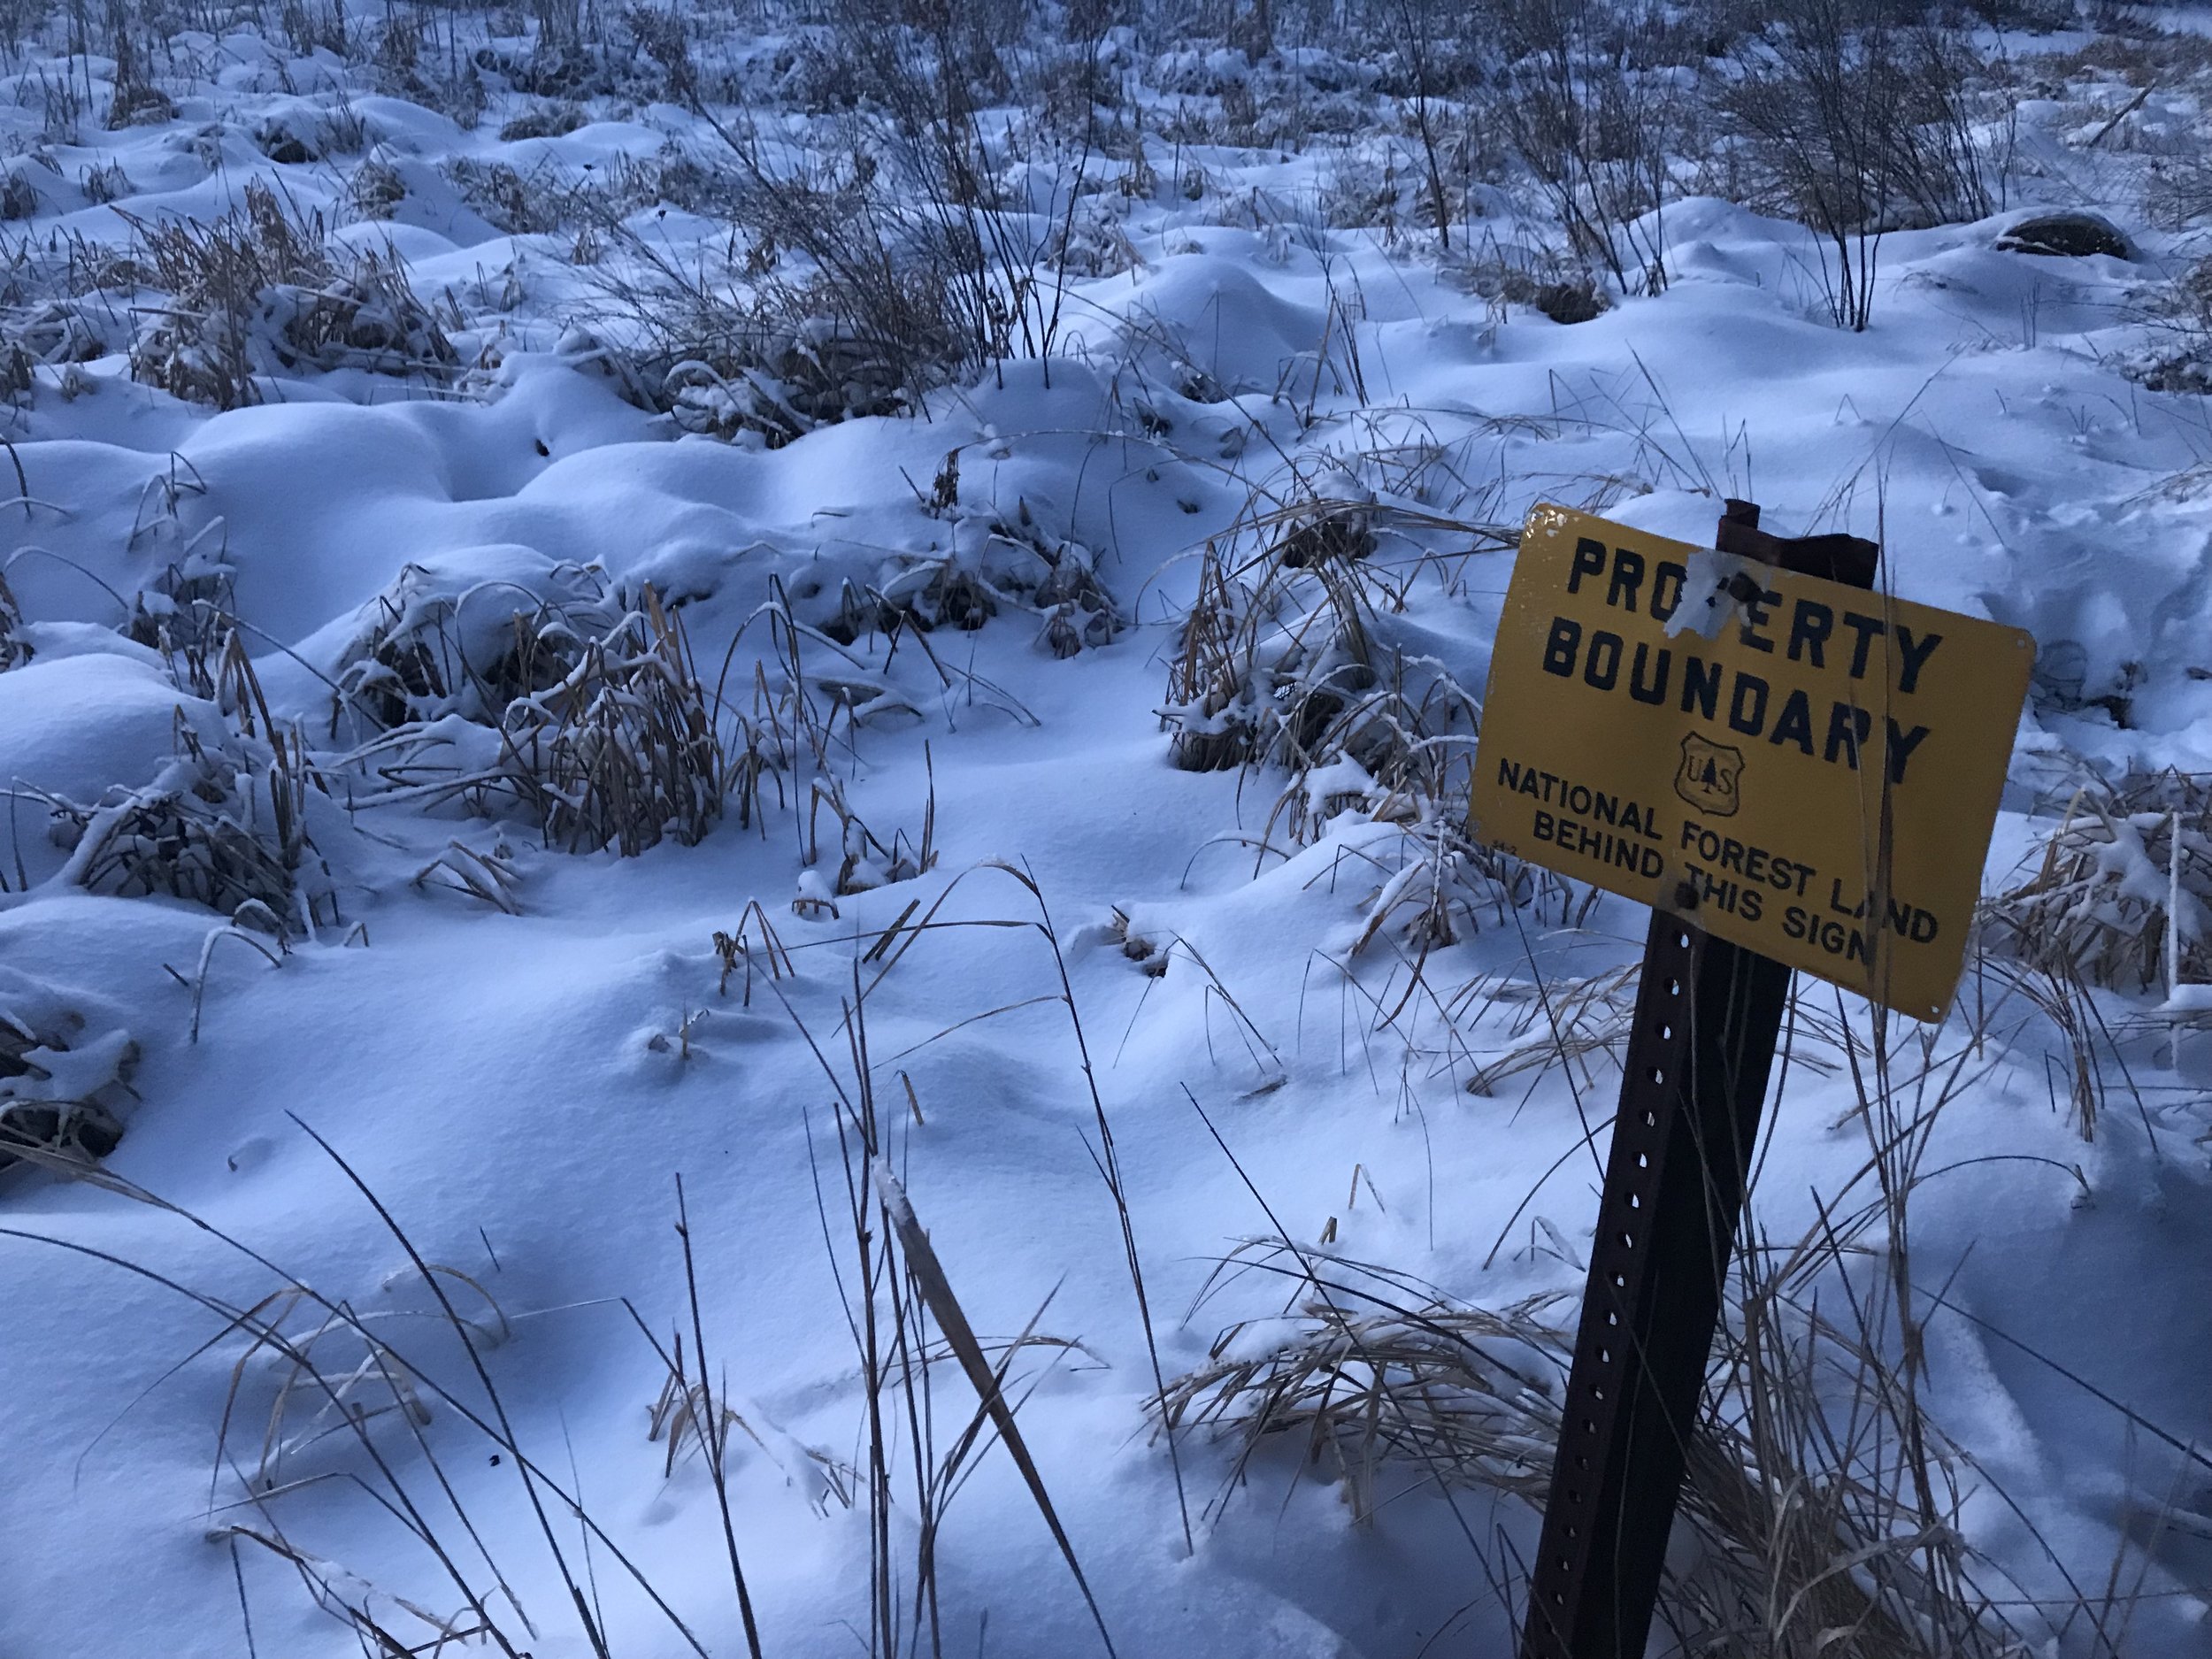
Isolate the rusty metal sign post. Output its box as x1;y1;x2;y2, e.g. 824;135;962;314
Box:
1467;502;2034;1659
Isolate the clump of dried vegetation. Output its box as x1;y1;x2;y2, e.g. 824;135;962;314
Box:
1713;0;2003;329
40;634;340;933
121;181;454;409
588;173;1033;449
574;0;1129;441
1158;450;1565;975
1159;1211;2038;1655
0;567;26;670
328;549;1010;887
0;984;138;1173
2123;252;2212;396
657;313;918;447
337;571;729;856
497;588;727;856
1984;770;2211;992
331;560;620;732
55;717;324;918
1157;1240;1565;1516
810;454;1120;654
1160;465;1510;801
1482;0;1683;297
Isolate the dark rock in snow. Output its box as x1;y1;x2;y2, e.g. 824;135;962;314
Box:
1996;211;2131;260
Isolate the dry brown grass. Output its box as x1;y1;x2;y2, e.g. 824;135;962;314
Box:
1459;960;1643;1097
121;181;454;410
0;997;137;1173
340;579;731;857
488;588;726;856
1157;1226;2037;1658
1157;1239;1566;1518
1984;770;2212;993
46;635;337;931
0;565;24;670
1160;488;1511;796
0;1133;729;1659
332;562;618;734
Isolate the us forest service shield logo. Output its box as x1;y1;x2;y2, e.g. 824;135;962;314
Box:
1675;733;1746;818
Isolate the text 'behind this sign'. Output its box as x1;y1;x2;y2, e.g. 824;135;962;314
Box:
1470;504;2035;1020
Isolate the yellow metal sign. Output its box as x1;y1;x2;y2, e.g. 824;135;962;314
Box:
1470;504;2035;1020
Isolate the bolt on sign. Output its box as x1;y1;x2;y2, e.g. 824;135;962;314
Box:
1470;503;2035;1020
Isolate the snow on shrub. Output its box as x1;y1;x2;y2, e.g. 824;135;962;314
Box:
8;300;114;365
121;182;456;410
2123;255;2212;396
0;973;138;1175
442;155;572;234
817;461;1123;654
496;99;588;141
0;626;339;936
1157;459;1553;950
334;557;622;733
1161;471;1491;819
252;105;340;164
345;156;407;219
1985;771;2212;992
334;565;727;857
662;316;914;447
583;221;948;447
125;535;239;691
493;588;726;856
50;638;340;933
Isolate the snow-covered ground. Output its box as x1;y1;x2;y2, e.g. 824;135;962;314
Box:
4;3;2212;1655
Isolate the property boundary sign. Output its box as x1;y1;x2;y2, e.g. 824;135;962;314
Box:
1485;502;2034;1659
1471;503;2035;1021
